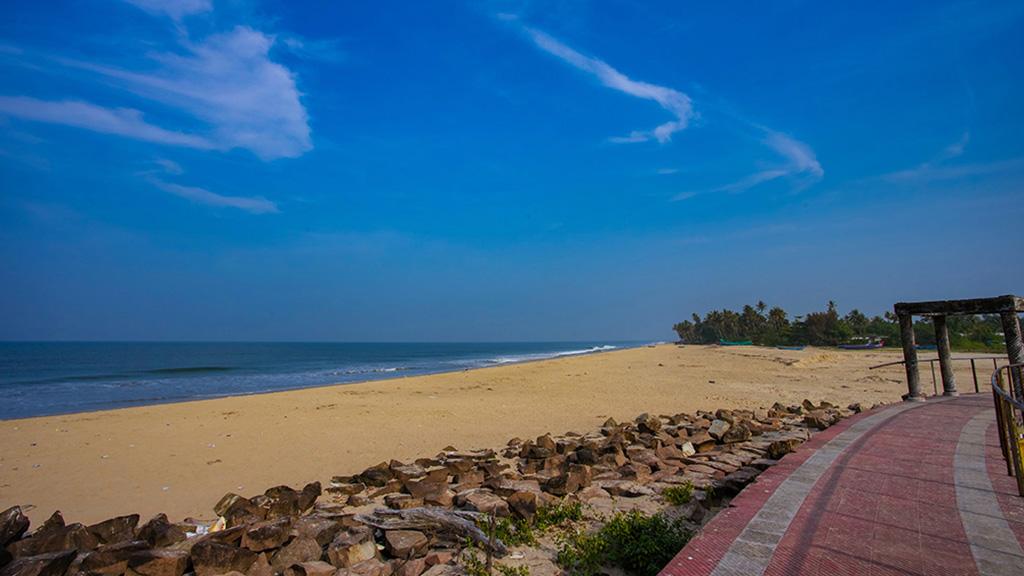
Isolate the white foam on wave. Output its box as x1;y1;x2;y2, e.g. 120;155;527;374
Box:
491;345;619;365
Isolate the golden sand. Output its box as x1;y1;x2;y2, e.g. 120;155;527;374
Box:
0;344;986;525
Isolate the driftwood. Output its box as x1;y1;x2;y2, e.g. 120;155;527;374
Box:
354;507;508;557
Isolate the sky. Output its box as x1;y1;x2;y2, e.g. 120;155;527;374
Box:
1;0;1022;342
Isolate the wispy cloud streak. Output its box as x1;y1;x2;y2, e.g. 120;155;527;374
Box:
522;27;693;144
149;179;279;214
122;0;211;21
0;96;214;149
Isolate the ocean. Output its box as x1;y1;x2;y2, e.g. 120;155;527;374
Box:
0;341;644;420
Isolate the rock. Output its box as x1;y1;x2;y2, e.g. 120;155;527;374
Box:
506;491;538;521
8;523;100;558
79;540;149;575
125;549;189;576
294;516;344;548
214;493;247;517
460;491;509;517
35;513;65;535
394;557;427;576
264;486;303;519
848;402;863;414
0;551;77;576
545;464;592;496
707;419;731;440
384;495;423;511
801;399;816;412
635;413;661;434
246;553;273;576
242;518;293;552
327;529;377;568
87;515;139;545
688;431;716;452
136;514;186;548
594;480;654;497
618;463;652;484
419;565;458;576
284;561;336;576
270;536;322;572
403;477;447;501
383;531;428;559
299;482;323;513
716;467;762;496
191;540;258;576
803;410;833;430
721;422;751;444
326;482;367;496
0;507;31;550
347;558;393;576
423;552;452;567
220;497;267;528
679;441;696;457
356;463;393;487
767;438;802;460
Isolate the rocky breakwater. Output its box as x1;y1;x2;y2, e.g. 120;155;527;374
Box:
1;399;865;576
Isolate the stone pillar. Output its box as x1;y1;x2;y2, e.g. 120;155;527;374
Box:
898;311;924;401
1001;311;1024;399
933;315;957;396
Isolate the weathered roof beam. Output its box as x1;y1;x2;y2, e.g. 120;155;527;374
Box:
894;294;1024;316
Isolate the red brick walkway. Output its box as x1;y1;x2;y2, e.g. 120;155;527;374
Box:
660;395;1024;576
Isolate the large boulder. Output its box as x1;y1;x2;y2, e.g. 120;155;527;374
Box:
87;515;140;546
0;550;77;576
0;507;30;549
326;529;377;569
8;523;99;558
767;438;802;460
707;420;731;441
242;518;293;552
383;531;428;559
269;537;321;572
459;491;509;517
136;514;186;548
355;463;393;488
125;549;189;576
79;540;149;575
191;540;258;576
722;422;751;444
294;517;344;548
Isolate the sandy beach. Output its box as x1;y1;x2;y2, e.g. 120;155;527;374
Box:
0;344;989;525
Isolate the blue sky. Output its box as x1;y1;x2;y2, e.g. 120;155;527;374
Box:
1;0;1022;341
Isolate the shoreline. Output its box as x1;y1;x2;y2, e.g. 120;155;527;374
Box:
0;343;971;525
0;341;650;422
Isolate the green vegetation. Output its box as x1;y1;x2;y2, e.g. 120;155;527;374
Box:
534;500;584;529
474;500;586;549
673;300;1008;350
662;482;694;505
556;511;693;576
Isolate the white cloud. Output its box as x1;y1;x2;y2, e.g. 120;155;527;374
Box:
122;0;212;20
150;178;279;214
523;27;693;144
153;158;183;174
0;96;214;149
877;131;1008;183
671;130;822;200
64;26;311;160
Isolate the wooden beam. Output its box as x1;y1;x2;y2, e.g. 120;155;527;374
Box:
894;294;1023;316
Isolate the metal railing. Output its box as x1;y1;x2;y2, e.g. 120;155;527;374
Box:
869;355;1005;395
992;363;1024;497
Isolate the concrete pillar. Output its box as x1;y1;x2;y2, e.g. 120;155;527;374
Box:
1001;311;1024;399
898;311;924;401
933;315;957;396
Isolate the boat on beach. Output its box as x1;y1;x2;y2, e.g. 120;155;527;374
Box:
776;345;806;351
719;339;753;346
838;340;884;350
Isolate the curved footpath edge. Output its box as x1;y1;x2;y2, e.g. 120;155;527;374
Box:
660;394;1024;576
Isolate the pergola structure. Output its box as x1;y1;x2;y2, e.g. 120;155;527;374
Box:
894;295;1024;400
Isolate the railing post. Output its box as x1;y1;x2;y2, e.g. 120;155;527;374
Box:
898;311;924;401
971;358;978;393
1001;312;1024;399
933;315;958;396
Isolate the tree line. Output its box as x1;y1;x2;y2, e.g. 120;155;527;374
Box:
672;301;1005;350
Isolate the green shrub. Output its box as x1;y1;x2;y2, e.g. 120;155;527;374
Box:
535;500;584;530
496;565;530;576
556;528;608;576
488;515;537;547
556;511;692;576
662;482;694;505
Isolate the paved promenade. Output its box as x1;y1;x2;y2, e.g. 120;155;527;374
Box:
661;394;1024;576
